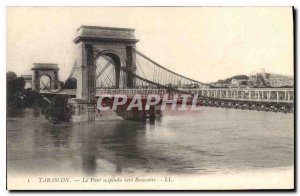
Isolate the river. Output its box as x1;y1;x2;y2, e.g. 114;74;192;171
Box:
7;107;294;176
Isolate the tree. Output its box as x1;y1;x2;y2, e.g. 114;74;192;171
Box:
22;89;48;108
231;75;249;80
44;95;72;124
63;77;77;89
216;75;249;85
6;71;17;81
7;72;25;107
7;72;26;116
218;79;225;84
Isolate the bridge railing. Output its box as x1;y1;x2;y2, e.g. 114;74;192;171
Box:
182;88;294;103
39;89;77;95
96;88;294;103
96;88;168;97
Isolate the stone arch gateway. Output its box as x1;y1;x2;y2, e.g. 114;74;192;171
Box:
31;63;60;90
74;25;139;101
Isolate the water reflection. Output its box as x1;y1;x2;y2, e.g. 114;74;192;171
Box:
49;128;72;148
7;108;294;176
7;107;25;118
79;121;146;175
33;107;40;117
81;123;97;175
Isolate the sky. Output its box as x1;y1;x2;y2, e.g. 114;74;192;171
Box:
7;7;293;83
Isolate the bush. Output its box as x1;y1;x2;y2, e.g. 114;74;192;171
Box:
22;89;48;108
63;77;77;89
44;96;72;124
7;72;25;114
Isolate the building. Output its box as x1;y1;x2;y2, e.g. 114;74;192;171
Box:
267;74;294;87
248;69;293;88
230;79;248;88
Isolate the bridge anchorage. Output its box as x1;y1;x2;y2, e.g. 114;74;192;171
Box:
38;25;293;121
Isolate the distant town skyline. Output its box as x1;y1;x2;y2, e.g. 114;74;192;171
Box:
7;7;293;83
215;68;293;81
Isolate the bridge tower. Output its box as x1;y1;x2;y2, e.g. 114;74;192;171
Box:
71;25;139;120
73;25;139;101
31;63;60;91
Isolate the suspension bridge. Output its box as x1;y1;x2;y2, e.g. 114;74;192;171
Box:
34;25;293;121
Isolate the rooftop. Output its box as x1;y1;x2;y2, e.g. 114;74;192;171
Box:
20;75;32;79
31;63;59;70
74;25;139;44
77;25;135;31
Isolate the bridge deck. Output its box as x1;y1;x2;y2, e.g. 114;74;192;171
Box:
40;88;294;104
40;89;77;96
96;88;294;104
